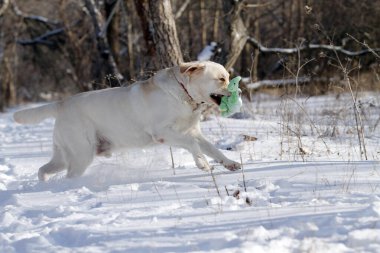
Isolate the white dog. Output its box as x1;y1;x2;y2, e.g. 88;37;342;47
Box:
14;61;241;181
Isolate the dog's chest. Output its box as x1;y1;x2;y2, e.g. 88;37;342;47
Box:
172;113;201;132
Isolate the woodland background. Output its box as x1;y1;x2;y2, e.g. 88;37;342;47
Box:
0;0;380;111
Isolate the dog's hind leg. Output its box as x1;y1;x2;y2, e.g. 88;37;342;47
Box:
96;132;112;158
38;145;67;181
65;132;96;179
51;119;96;179
66;145;95;179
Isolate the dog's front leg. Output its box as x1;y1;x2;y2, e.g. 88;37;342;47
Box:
154;130;212;171
197;135;241;171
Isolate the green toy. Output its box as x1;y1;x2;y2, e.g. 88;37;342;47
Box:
219;76;243;117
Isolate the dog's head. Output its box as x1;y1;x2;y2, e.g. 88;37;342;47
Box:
179;61;230;106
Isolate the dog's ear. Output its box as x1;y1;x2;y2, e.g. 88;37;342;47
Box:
180;62;206;75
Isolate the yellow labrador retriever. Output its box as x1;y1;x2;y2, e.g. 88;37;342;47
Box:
14;61;241;181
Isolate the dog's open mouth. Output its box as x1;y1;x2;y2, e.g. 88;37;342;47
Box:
210;93;224;105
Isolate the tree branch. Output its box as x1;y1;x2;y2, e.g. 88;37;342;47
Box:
11;0;59;25
175;0;191;19
245;2;272;8
84;0;124;83
247;37;380;57
16;19;81;47
245;76;340;90
99;0;122;37
17;27;65;46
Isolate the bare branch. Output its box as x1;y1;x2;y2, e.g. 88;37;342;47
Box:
16;19;81;47
11;0;59;25
0;30;4;61
84;0;124;82
246;76;340;90
99;0;122;37
346;34;380;59
247;37;380;57
175;0;191;19
17;27;65;46
245;2;272;8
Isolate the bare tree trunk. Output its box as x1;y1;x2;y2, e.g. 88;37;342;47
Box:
222;0;248;70
84;0;123;87
0;0;9;17
133;0;155;59
188;6;195;57
251;7;260;82
200;0;207;46
105;0;121;64
293;0;302;40
124;0;135;78
240;15;251;75
298;0;304;38
147;0;183;68
59;0;89;91
212;0;220;42
0;28;4;111
288;0;296;43
1;58;17;108
0;15;16;109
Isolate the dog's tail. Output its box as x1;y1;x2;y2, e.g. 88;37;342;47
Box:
14;102;59;124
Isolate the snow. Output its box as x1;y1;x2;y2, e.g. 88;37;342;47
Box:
1;93;380;252
197;42;217;61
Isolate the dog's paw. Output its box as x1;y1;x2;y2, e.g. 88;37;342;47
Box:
38;170;48;182
194;155;212;172
200;165;213;172
223;160;241;171
198;161;213;172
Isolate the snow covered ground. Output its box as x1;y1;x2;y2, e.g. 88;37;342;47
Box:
1;93;380;253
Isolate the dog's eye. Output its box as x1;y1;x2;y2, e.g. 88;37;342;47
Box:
219;78;226;82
